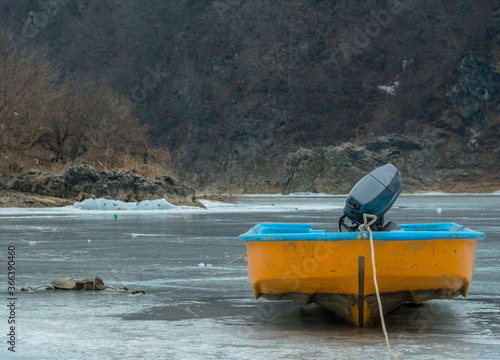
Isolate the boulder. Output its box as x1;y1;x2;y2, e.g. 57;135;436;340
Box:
281;134;437;194
458;56;500;102
51;276;106;291
51;278;76;290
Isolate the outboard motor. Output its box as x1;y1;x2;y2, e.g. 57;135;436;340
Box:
339;164;402;232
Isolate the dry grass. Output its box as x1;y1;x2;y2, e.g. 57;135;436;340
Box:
0;150;171;181
114;152;170;179
435;179;500;193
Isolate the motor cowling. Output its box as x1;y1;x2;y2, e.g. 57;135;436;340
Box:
339;164;402;232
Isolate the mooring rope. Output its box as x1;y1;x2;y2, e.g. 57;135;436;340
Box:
21;285;52;291
104;285;146;295
358;213;398;360
20;252;247;297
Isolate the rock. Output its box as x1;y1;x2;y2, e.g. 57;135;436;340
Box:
281;125;500;195
458;97;481;119
65;164;100;186
7;171;58;195
458;56;500;101
0;176;12;188
0;189;73;207
437;117;466;134
2;165;202;207
364;134;422;152
281;134;436;194
51;276;106;291
51;278;77;290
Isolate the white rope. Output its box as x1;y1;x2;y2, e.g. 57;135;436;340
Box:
359;214;398;360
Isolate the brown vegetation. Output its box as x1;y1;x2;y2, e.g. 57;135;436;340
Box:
0;32;169;177
1;1;499;191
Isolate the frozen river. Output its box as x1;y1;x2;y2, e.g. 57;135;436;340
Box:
1;194;499;359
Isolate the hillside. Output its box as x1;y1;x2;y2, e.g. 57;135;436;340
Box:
1;0;499;193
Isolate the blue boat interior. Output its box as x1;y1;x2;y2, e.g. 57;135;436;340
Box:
239;223;485;242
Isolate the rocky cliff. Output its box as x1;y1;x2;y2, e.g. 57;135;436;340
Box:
281;53;500;194
1;1;500;193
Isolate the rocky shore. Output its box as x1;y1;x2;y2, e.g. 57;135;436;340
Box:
281;133;500;194
0;164;202;208
1;150;498;208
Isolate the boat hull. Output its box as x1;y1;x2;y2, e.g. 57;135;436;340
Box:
240;223;483;327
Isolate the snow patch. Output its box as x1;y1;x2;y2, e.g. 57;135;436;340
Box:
378;81;399;95
73;198;176;210
402;58;413;70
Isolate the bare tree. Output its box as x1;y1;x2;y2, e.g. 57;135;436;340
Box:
1;30;156;175
0;34;65;170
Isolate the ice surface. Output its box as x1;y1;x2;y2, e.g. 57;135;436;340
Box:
286;191;335;196
1;195;499;359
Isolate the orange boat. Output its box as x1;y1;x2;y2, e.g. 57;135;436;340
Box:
239;222;484;326
239;164;485;326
